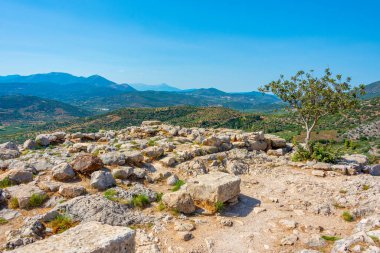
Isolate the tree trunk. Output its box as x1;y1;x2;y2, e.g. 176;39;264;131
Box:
305;129;312;152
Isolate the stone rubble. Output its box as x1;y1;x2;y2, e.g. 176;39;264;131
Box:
0;120;379;252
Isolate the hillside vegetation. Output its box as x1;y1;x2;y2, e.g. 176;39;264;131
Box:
0;95;91;124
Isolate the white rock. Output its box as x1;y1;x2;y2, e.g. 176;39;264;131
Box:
8;221;136;253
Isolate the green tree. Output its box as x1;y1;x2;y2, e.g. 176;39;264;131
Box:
259;68;365;151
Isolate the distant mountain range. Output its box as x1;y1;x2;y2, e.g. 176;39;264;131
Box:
0;73;378;115
130;83;181;92
0;72;282;112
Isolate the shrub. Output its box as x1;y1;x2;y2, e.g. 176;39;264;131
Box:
172;180;185;192
132;194;150;209
0;177;13;189
0;217;8;225
49;215;76;234
214;201;225;213
292;145;312;162
29;193;47;208
9;197;19;209
311;143;341;163
342;211;355;222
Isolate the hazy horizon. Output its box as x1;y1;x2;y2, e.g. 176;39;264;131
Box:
1;0;380;92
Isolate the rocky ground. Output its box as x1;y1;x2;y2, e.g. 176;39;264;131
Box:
0;120;380;253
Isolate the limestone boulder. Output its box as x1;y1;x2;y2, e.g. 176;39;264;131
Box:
58;185;86;198
5;183;46;209
47;194;150;226
342;154;369;167
8;221;135;253
100;152;126;166
0;168;34;184
370;164;380;176
112;167;133;179
35;134;50;146
71;154;104;175
142;146;164;160
52;163;76;182
265;134;287;149
0;149;20;160
124;151;144;165
184;172;241;212
162;191;196;214
90;171;116;190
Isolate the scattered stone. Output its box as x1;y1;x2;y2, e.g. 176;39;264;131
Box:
279;219;298;229
35;134;50;146
281;234;298;246
162;191;196;214
219;217;233;227
112;166;133;179
166;174;179;186
312;170;325;177
90;171;116;190
100;152;126;166
174;221;195;231
5;183;46;209
1;168;34;184
160;156;176;167
177;231;193;241
23;139;36;150
52;163;76;181
58;185;86;198
71;154;104;175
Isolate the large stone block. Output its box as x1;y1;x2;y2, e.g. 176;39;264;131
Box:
184;172;241;213
9;221;136;253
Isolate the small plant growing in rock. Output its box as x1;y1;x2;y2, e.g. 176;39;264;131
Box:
132;194;150;209
215;201;225;213
29;193;47;208
363;185;370;191
147;139;156;147
49;215;76;234
104;188;117;201
342;211;355;222
155;192;163;202
0;217;8;225
370;235;380;243
9;197;19;209
172;180;185;192
321;235;341;242
0;177;14;189
157;201;166;211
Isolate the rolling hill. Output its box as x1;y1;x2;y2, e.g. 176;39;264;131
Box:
364;81;380;99
0;95;91;124
74;88;282;112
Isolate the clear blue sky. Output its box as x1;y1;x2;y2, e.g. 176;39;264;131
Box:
1;0;379;91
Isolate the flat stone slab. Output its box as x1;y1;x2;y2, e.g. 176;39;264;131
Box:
9;221;135;253
184;172;241;212
5;183;46;209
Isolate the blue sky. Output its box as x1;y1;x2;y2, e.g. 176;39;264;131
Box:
1;0;379;92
